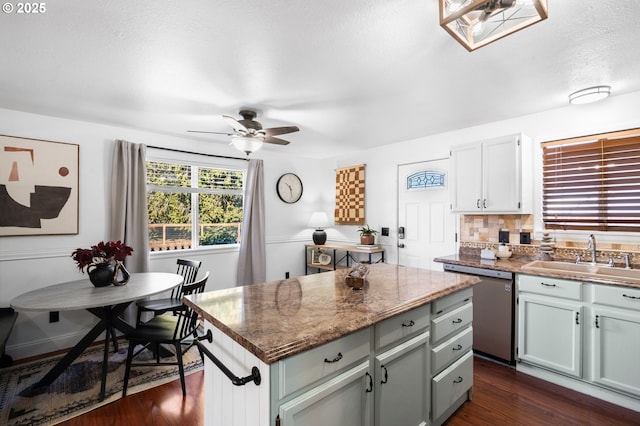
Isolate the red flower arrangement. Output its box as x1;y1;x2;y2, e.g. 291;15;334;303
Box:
71;240;133;272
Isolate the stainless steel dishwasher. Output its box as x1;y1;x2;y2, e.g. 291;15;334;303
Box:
443;263;515;364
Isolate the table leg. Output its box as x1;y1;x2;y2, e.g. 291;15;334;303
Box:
19;317;108;397
19;302;133;399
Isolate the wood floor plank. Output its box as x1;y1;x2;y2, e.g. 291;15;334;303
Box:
59;356;640;425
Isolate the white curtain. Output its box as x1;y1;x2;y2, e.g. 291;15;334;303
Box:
109;139;149;274
237;159;266;286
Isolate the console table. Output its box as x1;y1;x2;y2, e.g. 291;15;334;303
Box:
304;243;385;274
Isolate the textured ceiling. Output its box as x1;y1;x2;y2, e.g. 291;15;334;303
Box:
1;0;639;158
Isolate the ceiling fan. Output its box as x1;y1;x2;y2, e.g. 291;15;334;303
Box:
188;109;300;155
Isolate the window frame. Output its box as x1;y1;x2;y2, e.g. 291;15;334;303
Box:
146;148;247;253
541;128;640;233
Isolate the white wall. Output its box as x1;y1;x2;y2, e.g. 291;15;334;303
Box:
0;108;332;359
334;91;640;264
3;90;640;360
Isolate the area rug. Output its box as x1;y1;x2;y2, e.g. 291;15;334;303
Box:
0;341;203;425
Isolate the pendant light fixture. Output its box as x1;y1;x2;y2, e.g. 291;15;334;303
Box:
439;0;548;51
568;86;611;105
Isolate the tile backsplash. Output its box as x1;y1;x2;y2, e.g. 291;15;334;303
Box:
459;214;639;265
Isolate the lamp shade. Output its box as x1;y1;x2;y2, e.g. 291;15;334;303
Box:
231;136;263;155
308;212;331;245
439;0;548;51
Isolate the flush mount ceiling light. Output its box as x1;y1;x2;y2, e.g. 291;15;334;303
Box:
568;86;612;105
231;136;263;155
439;0;548;51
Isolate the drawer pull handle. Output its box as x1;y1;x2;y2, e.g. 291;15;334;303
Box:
365;372;373;392
453;376;464;384
452;344;463;351
541;282;556;287
452;318;462;324
324;352;343;363
381;364;388;384
402;320;415;327
623;294;640;300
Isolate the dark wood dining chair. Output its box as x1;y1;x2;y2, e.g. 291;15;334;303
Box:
135;258;201;325
122;271;209;397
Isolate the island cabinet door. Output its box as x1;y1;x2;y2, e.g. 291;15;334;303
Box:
277;360;372;426
374;331;430;426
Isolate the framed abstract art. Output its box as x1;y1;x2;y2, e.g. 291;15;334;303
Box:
0;134;79;236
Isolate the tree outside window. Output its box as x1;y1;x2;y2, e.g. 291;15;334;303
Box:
146;160;244;251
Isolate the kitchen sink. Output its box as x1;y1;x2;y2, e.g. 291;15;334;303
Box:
521;260;640;283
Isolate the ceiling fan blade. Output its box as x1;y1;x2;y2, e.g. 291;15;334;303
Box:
223;114;249;132
264;126;300;137
264;136;290;145
187;130;234;136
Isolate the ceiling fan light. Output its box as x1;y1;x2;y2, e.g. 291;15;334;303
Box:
568;86;611;105
231;136;263;155
439;0;548;51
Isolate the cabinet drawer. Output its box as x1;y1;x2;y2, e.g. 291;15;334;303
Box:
518;274;582;300
432;350;473;420
376;304;430;349
432;326;473;374
278;328;370;398
431;302;473;343
592;284;640;312
432;288;472;315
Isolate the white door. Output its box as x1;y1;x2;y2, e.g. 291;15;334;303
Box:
397;160;456;270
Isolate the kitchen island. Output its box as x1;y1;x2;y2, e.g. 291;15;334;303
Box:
184;263;479;426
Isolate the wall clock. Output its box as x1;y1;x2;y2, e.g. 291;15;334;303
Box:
276;173;303;204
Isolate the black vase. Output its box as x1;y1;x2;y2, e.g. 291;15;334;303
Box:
87;262;115;287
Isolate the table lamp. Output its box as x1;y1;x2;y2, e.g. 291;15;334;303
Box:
308;212;330;245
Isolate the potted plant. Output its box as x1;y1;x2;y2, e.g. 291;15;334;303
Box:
357;224;378;245
71;240;133;287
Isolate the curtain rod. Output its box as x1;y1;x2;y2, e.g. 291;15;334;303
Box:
147;145;249;161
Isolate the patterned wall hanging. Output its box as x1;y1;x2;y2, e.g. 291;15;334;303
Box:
334;164;365;225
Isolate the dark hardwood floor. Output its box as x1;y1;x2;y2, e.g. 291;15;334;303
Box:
60;356;640;426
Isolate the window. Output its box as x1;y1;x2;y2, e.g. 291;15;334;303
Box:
407;170;446;189
146;153;245;251
542;129;640;232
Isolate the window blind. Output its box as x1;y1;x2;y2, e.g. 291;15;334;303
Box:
542;132;640;232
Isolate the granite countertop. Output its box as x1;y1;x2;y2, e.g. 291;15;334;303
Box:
434;254;640;289
184;263;479;364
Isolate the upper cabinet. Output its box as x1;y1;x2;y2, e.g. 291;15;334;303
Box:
450;133;532;214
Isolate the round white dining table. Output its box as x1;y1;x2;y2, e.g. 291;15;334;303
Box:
11;272;183;401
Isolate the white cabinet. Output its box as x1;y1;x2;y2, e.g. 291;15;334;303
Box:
517;275;583;378
375;331;430;426
517;293;583;377
591;285;640;397
517;275;640;411
450;133;531;213
430;288;473;426
276;303;437;426
278;361;372;426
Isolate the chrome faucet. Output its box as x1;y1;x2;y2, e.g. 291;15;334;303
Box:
587;234;597;264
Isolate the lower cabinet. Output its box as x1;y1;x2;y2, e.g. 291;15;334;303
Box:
517;293;583;377
591;284;640;397
273;290;474;426
517;275;640;410
430;287;474;426
278;361;372;426
375;331;430;426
